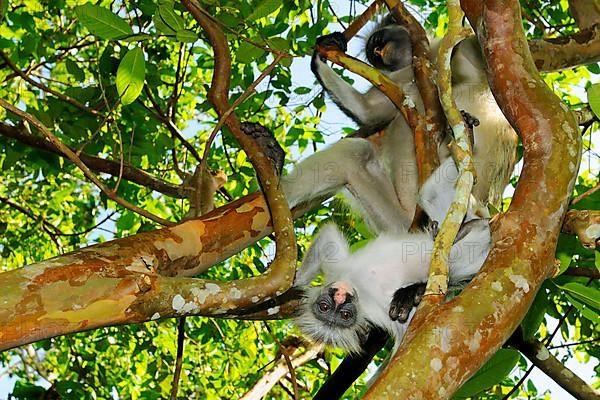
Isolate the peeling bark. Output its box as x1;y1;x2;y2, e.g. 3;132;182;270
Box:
0;193;311;351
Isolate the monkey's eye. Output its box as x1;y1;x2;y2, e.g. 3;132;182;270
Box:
318;301;330;312
339;310;353;320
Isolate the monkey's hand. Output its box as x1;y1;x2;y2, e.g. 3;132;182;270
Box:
388;283;426;323
461;110;479;149
460;110;480;129
444;110;479;148
311;32;347;74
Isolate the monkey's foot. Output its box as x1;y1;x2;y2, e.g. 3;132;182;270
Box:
389;283;426;322
315;32;348;53
427;220;439;239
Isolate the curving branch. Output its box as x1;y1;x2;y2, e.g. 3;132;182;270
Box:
0;190;319;351
180;0;297;313
342;0;382;40
315;47;421;139
419;0;474;305
384;0;444;187
365;0;581;396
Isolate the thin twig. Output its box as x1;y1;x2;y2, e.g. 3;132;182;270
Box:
200;52;286;170
0;100;174;226
143;86;202;161
170;317;186;400
264;323;299;400
0;122;186;198
571;182;600;204
0;50;102;116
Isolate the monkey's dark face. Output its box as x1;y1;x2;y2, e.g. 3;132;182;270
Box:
311;283;357;328
366;25;412;71
295;281;369;354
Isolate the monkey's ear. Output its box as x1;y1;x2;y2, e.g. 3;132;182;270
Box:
294;224;350;287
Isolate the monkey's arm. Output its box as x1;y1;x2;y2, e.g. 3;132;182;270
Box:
312;33;398;127
282;138;413;233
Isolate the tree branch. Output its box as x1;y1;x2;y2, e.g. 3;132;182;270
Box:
365;0;581;396
0;100;175;226
511;333;599;400
384;0;444;187
241;342;322;400
0;122;187;199
0;50;102;116
568;0;600;30
529;25;600;72
181;0;297;307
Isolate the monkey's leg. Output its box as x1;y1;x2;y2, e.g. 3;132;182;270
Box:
283;138;412;233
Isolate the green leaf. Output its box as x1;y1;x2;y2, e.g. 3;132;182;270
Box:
175;29;198;43
248;0;282;20
565;294;600;323
555;233;576;274
558;282;600;309
521;286;547;340
587;82;600;119
153;13;175;35
157;4;185;32
453;349;520;398
237;42;265;64
587;63;600;74
116;47;146;106
267;37;289;51
121;34;153;43
75;4;133;40
65;59;85;82
294;86;311;95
